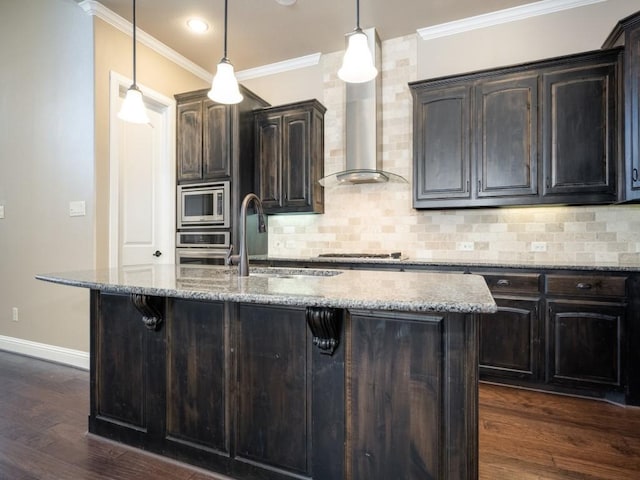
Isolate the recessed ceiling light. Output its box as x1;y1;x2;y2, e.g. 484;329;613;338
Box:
187;18;209;34
276;0;297;5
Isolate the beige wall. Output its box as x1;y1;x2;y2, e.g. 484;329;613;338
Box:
93;18;209;269
0;0;209;354
0;0;95;351
261;0;640;266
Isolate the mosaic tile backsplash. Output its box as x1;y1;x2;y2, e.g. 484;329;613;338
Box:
268;36;640;266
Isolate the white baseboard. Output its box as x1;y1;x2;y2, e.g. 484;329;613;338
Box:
0;335;89;370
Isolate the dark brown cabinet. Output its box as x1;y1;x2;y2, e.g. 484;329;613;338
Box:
176;87;268;185
478;273;542;382
410;49;621;209
604;11;640;202
476;75;539;200
176;96;230;182
545;274;627;395
541;61;618;202
89;292;166;447
255;99;326;214
412;84;472;202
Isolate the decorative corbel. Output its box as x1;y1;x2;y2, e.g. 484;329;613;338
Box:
130;294;163;331
305;307;341;355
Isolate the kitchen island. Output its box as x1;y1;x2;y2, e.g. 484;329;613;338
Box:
37;264;496;480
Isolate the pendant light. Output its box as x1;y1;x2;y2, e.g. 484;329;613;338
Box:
208;0;243;104
338;0;378;83
118;0;150;124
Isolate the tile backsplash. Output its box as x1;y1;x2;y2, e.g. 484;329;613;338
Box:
267;35;640;266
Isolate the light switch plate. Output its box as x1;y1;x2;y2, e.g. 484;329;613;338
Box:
0;205;4;219
69;200;86;217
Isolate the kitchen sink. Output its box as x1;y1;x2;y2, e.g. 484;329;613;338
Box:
249;267;342;279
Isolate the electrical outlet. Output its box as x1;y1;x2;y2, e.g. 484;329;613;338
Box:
531;241;547;252
0;205;4;219
456;242;474;251
12;307;18;322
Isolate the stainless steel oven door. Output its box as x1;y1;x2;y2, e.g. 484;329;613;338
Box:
176;248;228;266
176;231;230;248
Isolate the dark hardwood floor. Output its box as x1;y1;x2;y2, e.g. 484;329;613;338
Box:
1;350;639;479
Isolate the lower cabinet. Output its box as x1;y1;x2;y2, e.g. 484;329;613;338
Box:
476;270;629;402
479;297;541;382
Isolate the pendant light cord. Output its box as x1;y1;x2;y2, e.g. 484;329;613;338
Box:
223;0;228;60
132;0;137;86
356;0;360;30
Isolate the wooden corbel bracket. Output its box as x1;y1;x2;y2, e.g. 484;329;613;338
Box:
130;294;163;331
305;307;341;355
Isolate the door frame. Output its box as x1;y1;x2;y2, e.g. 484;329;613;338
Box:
108;71;176;268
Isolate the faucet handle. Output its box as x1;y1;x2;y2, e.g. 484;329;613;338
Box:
225;245;235;266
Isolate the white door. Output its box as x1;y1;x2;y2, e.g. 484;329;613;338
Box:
109;72;175;268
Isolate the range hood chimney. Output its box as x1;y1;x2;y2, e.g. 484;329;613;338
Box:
319;28;407;187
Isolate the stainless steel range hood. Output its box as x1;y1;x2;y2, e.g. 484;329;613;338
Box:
319;28;407;187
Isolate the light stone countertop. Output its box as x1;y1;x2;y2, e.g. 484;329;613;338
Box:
258;256;640;272
36;264;497;314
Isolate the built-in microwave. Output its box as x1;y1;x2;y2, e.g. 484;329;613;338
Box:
177;181;229;229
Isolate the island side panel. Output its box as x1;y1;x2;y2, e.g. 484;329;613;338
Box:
346;310;479;480
89;290;167;449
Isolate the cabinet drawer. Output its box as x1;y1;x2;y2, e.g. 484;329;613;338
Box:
546;275;627;298
480;273;541;295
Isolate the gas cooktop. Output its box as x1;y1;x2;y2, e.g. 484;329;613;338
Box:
318;252;403;259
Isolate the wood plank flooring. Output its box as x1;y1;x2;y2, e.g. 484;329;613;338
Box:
1;350;639;479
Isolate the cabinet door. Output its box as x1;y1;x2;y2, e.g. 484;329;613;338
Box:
177;100;203;182
479;298;541;381
542;61;617;201
476;75;538;199
203;101;231;179
255;113;283;210
235;304;310;477
624;28;640;201
166;299;228;456
282;110;312;210
547;300;624;390
412;84;472;205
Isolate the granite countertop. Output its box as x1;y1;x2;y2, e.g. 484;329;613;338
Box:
258;255;640;272
36;264;497;314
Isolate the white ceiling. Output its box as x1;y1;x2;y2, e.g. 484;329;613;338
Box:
92;0;534;73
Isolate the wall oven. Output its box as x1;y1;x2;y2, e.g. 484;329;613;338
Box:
176;248;229;266
177;181;229;229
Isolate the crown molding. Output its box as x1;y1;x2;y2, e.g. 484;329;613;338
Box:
236;53;322;81
79;0;213;82
78;0;321;82
417;0;607;41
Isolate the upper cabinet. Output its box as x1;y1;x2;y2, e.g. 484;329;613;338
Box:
176;94;230;182
255;99;326;214
175;87;268;185
604;11;640;203
410;48;621;209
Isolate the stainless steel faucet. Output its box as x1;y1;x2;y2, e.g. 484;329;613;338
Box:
227;193;266;276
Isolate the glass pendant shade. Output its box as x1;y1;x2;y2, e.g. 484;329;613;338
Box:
338;29;378;83
208;59;243;104
118;85;149;124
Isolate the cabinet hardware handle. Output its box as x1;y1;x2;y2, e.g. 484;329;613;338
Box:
466;180;470;192
576;282;592;290
478;179;482;192
496;279;510;287
633;168;639;182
